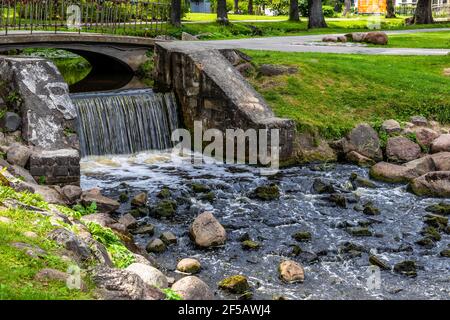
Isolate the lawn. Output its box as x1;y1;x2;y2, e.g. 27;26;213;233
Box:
164;19;450;40
184;12;288;22
382;31;450;48
245;51;450;139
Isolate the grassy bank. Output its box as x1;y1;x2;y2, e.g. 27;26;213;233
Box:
381;31;450;48
245;51;450;139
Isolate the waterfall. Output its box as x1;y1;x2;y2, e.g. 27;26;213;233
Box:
72;89;180;157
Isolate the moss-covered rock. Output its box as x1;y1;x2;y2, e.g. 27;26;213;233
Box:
328;193;347;208
363;202;380;216
393;260;417;277
241;240;260;250
191;183;210;193
350;173;376;189
200;191;215;202
346;227;372;237
153;200;177;218
292;231;311;242
425;202;450;216
251;184;280;201
424;214;448;230
218;275;250;294
157;187;171;199
416;237;435;248
369;255;390;270
146;238;166;253
118;192;129;203
420;226;441;241
440;249;450;258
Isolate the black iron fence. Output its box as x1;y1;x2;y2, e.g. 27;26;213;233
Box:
0;0;170;36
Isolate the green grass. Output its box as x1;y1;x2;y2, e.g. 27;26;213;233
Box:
161;18;450;40
381;31;450;48
0;207;94;300
184;13;288;22
245;51;450;139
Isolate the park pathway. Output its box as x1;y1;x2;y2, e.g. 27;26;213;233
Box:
189;28;450;55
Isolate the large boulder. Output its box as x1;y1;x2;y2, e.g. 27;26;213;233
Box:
6;143;31;167
125;263;168;288
171;276;214;300
413;127;440;148
431;152;450;171
92;266;165;300
0;112;21;132
279;260;305;283
48;228;92;262
80;188;120;213
363;31;388;45
342;124;383;162
431;134;450;153
409;171;450;198
190;212;227;248
370;156;435;183
346;151;375;167
386;136;421;163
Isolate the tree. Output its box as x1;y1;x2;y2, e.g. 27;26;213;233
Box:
234;0;239;13
308;0;327;29
385;0;396;18
412;0;433;24
342;0;351;16
289;0;300;21
170;0;181;27
248;0;254;14
217;0;229;24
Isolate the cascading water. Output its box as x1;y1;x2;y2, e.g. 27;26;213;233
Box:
72;89;179;157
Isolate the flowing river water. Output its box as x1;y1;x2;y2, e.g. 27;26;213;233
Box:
80;150;450;300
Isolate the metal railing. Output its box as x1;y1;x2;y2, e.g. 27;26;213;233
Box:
395;4;450;17
0;0;170;36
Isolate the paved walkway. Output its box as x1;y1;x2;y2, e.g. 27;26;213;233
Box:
189;28;450;55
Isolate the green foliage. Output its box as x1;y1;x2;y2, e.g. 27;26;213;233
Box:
322;5;337;18
85;222;135;269
38;176;46;185
162;288;183;300
72;202;97;217
0;186;48;210
136;50;155;87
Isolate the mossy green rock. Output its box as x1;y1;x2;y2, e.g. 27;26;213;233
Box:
363;203;380;216
424;214;448;229
157;187;171;199
440;249;450;258
218;275;250;294
394;260;417;277
146;238;166;253
420;226;441;241
347;227;372;237
425;202;450;216
369;255;389;270
118;192;129;203
201;191;215;202
191;183;210;193
241;240;260;250
252;184;280;201
350;173;376;189
154;200;177;217
292;231;311;242
416;237;435;248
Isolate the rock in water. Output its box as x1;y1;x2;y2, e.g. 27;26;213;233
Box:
190;212;227;248
279;260;305;283
393;260;417;277
125;263;168;288
171;276;213;300
177;258;201;274
218;275;250;294
409;171;450;198
146;239;166;253
131;192;148;207
160;231;177;245
80;188;120;213
386;136;421;163
118;213;137;229
61;185;82;203
251;184;280;200
92;266;165;300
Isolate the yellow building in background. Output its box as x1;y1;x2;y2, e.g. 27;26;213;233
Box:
358;0;387;14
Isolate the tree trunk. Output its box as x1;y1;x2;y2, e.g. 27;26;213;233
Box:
289;0;300;21
308;0;327;29
385;0;396;18
248;0;254;15
217;0;229;24
234;0;239;13
413;0;433;24
342;0;351;16
170;0;181;27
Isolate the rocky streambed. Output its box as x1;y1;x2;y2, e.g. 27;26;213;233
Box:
81;150;450;300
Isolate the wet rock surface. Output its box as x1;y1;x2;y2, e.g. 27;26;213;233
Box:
81;151;450;300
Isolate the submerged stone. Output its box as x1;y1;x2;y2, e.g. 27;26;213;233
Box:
312;178;335;194
423;214;448;230
416;237;435;248
369;255;390;270
191;183;210;193
241;240;261;250
292;231;312;242
146;239;166;253
153;200;177;217
440;249;450;258
420;226;441;241
393;260;417;277
328;193;347;208
425;202;450;215
157;187;171;199
346;227;372;237
218;275;250;294
251;184;280;201
363;202;380;216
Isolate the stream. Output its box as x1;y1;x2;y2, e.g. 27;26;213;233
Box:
80;150;450;300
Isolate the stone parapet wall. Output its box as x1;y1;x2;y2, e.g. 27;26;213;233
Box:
154;42;296;162
29;149;80;185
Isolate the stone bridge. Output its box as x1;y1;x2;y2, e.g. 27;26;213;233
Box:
0;33;160;91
